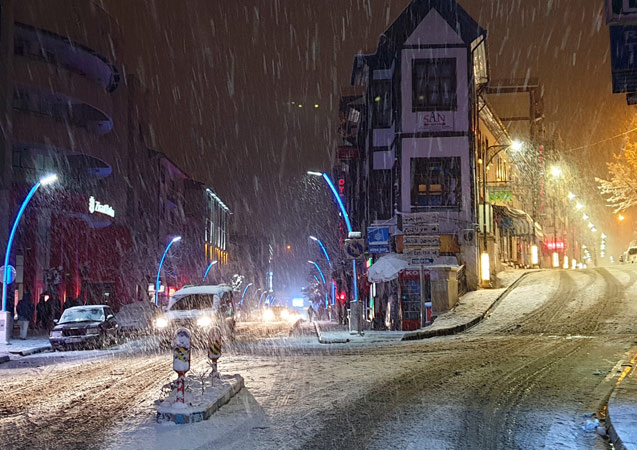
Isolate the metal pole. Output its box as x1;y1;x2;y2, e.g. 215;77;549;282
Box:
482;151;488;252
419;264;425;328
155;236;181;306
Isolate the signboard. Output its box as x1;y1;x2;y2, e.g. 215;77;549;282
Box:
89;196;115;218
418;111;454;131
403;236;440;247
404;247;440;257
367;227;390;254
344;239;365;260
488;189;513;203
403;224;440;236
410;257;436;265
0;265;16;285
402;213;439;227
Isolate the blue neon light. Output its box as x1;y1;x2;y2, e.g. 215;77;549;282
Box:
240;283;253;304
322;173;352;233
3;181;42;311
155;237;181;306
309;261;326;283
203;260;218;282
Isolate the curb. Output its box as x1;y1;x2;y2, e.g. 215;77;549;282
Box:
15;345;51;356
401;271;533;341
605;353;637;450
157;374;244;424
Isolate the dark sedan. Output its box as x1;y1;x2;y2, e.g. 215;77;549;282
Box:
49;305;119;351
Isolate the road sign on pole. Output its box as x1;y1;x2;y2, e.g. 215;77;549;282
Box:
0;266;16;285
344;239;365;260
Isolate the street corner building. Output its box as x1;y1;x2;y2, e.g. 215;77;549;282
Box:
336;0;548;328
0;0;231;313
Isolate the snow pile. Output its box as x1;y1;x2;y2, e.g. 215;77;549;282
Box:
156;373;243;420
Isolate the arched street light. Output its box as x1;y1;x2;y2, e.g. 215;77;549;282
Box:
308;260;329;308
240;282;253;304
3;174;58;312
310;235;335;305
307;170;357;302
202;260;218;282
155;236;181;306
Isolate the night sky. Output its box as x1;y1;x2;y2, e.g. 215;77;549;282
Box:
103;0;628;251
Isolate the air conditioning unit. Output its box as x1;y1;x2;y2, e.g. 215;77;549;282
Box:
459;229;475;245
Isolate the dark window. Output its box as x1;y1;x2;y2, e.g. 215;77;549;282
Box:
410;157;461;207
371;80;392;127
412;58;457;111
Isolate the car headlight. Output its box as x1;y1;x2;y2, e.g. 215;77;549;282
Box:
50;330;62;338
196;316;212;327
280;309;290;320
263;309;275;322
154;317;169;328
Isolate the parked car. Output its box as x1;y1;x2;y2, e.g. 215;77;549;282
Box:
152;285;236;346
116;300;161;335
627;246;637;264
49;305;119;351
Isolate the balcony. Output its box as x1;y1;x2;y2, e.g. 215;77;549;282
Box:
12;111;116;173
13;57;114;124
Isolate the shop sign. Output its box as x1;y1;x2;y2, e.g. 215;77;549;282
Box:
488;189;513;203
403;235;440;247
367;227;390;254
402;212;439;227
89;196;115;218
403;224;440;235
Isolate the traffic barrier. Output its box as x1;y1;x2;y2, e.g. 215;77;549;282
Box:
173;328;191;404
207;326;222;383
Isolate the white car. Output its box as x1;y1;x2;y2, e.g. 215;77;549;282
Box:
152;285;236;345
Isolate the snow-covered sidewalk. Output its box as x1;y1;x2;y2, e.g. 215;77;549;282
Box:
0;334;51;361
403;268;536;340
608;362;637;449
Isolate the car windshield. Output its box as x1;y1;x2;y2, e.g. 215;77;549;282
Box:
628;248;637;255
170;294;218;311
59;308;105;324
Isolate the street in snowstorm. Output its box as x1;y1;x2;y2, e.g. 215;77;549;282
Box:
1;266;637;449
2;0;637;449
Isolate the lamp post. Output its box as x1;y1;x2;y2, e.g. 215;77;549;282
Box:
307;171;357;302
2;174;58;313
202;259;218;282
310;235;334;305
240;282;253;304
480;141;522;285
308;260;329;308
155;236;181;306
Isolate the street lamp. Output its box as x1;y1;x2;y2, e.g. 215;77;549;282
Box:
3;173;58;313
240;282;253;304
155;236;181;306
202;259;218;282
480;141;523;285
310;235;335;305
307;170;357;302
308;260;329;308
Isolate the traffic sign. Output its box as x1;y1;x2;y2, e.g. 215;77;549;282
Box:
344;239;365;260
368;227;390;254
403;224;439;235
0;265;16;285
403;235;440;247
410;257;435;265
404;247;440;258
402;212;439;227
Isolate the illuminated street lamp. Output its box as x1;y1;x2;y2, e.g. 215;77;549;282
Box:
309;235;334;305
618;214;625;221
155;236;181;306
2;174;58;313
551;166;563;178
567;192;575;200
202;259;218;282
308;260;329;307
240;282;253;305
307;170;357;301
480;140;524;285
575;203;584;210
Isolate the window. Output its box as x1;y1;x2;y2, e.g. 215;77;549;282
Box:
412;58;457;111
410;157;461;207
371;80;392;127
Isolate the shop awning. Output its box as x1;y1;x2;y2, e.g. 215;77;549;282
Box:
492;205;536;237
367;253;409;283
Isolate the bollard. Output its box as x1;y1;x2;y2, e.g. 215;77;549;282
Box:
173;328;191;404
207;325;222;383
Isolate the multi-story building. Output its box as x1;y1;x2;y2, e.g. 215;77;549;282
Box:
0;0;231;312
338;0;541;328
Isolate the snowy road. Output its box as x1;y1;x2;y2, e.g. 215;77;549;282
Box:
1;267;637;450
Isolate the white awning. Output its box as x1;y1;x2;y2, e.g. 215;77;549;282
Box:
367;253;409;283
